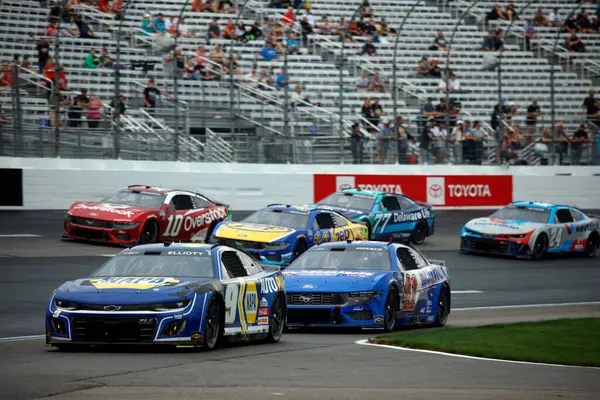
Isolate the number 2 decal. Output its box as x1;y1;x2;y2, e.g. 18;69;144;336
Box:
401;274;418;311
548;227;562;248
164;214;183;237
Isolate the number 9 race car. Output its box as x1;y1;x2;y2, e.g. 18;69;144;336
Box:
460;201;600;259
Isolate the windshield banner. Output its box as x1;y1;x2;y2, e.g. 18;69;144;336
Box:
313;174;513;208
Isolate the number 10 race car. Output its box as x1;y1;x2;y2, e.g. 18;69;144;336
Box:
460;201;600;259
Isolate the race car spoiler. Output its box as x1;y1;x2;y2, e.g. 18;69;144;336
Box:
427;259;446;267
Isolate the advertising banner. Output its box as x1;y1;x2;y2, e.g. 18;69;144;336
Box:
314;174;512;208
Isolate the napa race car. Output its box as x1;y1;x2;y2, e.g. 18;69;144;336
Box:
46;243;286;350
208;204;368;267
460;201;600;259
312;189;434;244
283;240;450;330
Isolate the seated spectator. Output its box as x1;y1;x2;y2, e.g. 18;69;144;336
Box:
428;59;442;78
363;18;377;37
282;7;295;26
22;56;33;71
141;14;159;36
370;72;385;93
209;44;227;65
184;59;201;80
287;32;300;54
486;3;505;22
361;0;374;19
377;18;394;37
356;71;370;92
76;15;98;39
47;20;58;36
291;84;311;107
244;67;259;84
302;6;316;27
481;31;497;51
218;0;236;13
268;0;289;8
0;61;12;88
85;48;100;69
48;1;62;23
276;68;292;90
258;41;279;61
565;14;579;33
223;19;236;39
61;15;80;37
504;2;518;20
417;56;430;76
207;18;221;41
577;11;594;33
430;31;448;51
112;0;124;20
348;18;362;36
590;16;600;33
191;0;211;12
165;15;178;35
317;15;335;35
549;8;562;27
523;19;539;51
566;33;586;52
195;45;208;65
241;22;262;42
371;98;385;127
360;39;377;56
258;67;275;89
300;16;314;45
533;8;551;27
494;30;504;51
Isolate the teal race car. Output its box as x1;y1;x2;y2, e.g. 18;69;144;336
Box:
311;189;435;244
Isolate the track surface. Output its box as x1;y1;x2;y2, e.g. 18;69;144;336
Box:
1;210;599;399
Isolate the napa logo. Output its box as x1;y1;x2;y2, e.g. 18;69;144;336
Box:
88;277;180;290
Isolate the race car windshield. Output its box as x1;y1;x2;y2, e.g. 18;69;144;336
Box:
92;252;215;278
288;247;392;271
318;193;375;211
489;206;549;223
102;189;166;210
243;209;309;228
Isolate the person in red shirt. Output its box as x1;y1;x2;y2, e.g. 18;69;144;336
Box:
282;6;295;26
0;61;12;88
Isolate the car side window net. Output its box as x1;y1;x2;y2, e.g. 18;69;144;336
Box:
332;214;348;228
221;251;248;278
398;197;413;209
382;196;401;211
396;248;419;271
316;213;335;229
171;195;194;211
555;209;574;223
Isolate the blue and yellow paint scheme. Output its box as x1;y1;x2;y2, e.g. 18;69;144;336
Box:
209;205;368;267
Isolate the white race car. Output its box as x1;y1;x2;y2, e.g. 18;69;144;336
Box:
460;201;600;259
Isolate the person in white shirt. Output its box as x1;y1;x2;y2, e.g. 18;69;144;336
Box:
449;74;461;92
430;120;448;162
549;8;562;27
451;120;464;164
302;6;316;26
356;71;370;92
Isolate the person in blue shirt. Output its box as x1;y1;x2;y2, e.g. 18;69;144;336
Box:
276;68;292;90
287;32;300;54
258;41;279;61
154;14;166;34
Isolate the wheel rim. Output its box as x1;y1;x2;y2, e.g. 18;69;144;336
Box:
205;301;219;347
269;296;284;339
385;289;397;327
437;289;448;325
534;235;547;257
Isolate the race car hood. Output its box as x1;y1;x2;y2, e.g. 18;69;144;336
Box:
465;218;542;235
213;222;297;243
68;201;155;221
53;276;216;304
283;269;388;292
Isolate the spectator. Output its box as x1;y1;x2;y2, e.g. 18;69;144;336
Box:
110;92;127;118
317;15;335;34
523;19;539;51
417;56;429;76
223;19;236;39
538;127;554;165
86;93;102;128
177;17;197;38
99;48;114;68
448;74;462;93
22;56;33;71
207;18;221;41
153;14;166;35
76;15;98;39
49;1;62;23
242;22;262;42
360;39;377;56
276;68;291;90
533;8;551;27
195;45;208;65
67;89;89;128
356;71;370;92
191;0;211;12
258;67;275;89
0;61;12;88
299;16;314;45
464;120;483;164
61;15;80;37
141;14;159;36
98;0;111;13
370;72;385;93
112;0;124;20
431;120;448;163
553;122;570;165
218;0;236;13
258;41;279;61
525;100;541;138
549;8;562;27
377;119;392;164
361;0;374;19
428;59;442;78
287;32;300;54
348;18;362;36
350;122;363;164
210;44;227;65
361;98;373;130
36;38;50;74
418;97;436;132
576;11;594;33
302;6;316;27
486;3;505;22
282;7;295;26
566;33;586;53
85;48;100;69
565;14;579;33
371;98;385;128
494;31;504;51
184;59;200;80
481;31;497;51
582;89;598;123
396;116;412;164
434;97;448;122
142;79;171;112
570;124;589;165
430;31;448;51
291;84;311;107
505;102;518;125
162;49;184;78
419;121;433;164
451;120;464;163
504;2;518;20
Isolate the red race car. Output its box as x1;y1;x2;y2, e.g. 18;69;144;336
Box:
62;185;231;245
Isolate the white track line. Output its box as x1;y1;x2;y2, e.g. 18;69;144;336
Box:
355;339;600;369
0;335;45;343
0;234;41;238
452;290;484;294
454;301;600;311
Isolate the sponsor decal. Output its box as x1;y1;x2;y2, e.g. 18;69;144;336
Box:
226;223;294;233
257;316;269;325
74;203;137;218
167;250;208;256
259;297;269;308
301;284;318;289
283;270;376;277
355;247;385;251
258;307;270;316
244;282;258;324
374;315;384;323
183;207;228;232
353;306;364;311
575;222;599;233
259;276;285;294
418;269;445;288
472;221;523;231
88;277;180;290
191;332;202;341
426;316;435;322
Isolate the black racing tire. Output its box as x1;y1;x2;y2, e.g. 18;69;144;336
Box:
532;233;548;260
585;233;599;258
435;285;450;327
139;220;159;245
364;221;372;240
411;221;428;245
266;293;286;343
204;221;218;244
203;296;222;351
383;286;399;332
291;240;307;262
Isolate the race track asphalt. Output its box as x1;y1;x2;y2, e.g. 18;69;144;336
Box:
1;210;599;399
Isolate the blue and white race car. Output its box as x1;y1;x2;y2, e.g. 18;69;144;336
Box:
282;240;450;331
46;243;286;350
460;201;600;259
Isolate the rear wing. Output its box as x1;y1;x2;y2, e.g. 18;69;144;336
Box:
428;259;446;267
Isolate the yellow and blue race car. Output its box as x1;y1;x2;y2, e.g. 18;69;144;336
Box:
208;204;369;267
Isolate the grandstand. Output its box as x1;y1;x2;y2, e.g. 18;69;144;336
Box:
0;0;598;165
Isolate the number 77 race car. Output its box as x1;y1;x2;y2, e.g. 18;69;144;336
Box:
460;201;600;259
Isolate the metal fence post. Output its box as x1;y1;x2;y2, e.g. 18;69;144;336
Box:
113;0;132;159
173;0;192;162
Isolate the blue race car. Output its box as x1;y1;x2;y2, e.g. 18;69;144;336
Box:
313;189;435;244
46;243;286;350
209;205;368;267
282;240;450;331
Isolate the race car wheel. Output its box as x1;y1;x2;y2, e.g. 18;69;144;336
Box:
411;221;428;245
139;220;159;244
435;286;450;327
203;297;222;351
291;240;307;262
585;234;599;257
365;221;372;239
266;293;286;343
532;234;548;260
383;286;399;332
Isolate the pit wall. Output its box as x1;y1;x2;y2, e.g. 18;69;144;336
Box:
1;157;599;210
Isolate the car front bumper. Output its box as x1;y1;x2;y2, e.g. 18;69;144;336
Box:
460;235;532;257
285;304;385;328
62;223;140;245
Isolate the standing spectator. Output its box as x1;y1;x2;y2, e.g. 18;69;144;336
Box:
418;97;436;133
361;98;373;130
87;93;102;128
451;120;464;163
570;124;589;165
582;89;598;124
419;121;433;164
465;120;483;164
0;62;12;88
36;38;50;74
110;92;127;118
553;122;569;165
494;31;504;51
538;127;554;165
430;31;448;51
85;48;100;69
549;8;563;27
566;33;586;53
142;79;171;112
377;119;392;164
525;100;541;138
431;120;448;163
68;89;89;128
350;122;363;164
356;71;370;92
396;116;411;164
370;98;385;129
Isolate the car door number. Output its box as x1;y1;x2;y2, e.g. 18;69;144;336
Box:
373;213;392;233
164;214;184;237
549;227;562;248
